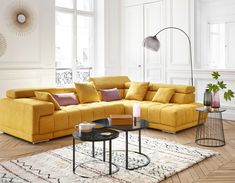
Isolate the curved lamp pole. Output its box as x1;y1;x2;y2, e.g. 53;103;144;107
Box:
143;26;194;86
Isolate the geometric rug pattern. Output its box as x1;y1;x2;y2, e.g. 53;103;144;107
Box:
0;133;218;183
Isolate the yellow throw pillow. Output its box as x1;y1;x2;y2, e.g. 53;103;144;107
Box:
152;88;175;103
125;82;149;101
34;91;61;110
74;82;100;104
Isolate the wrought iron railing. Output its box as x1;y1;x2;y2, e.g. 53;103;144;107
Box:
55;67;92;87
75;67;92;83
55;68;73;87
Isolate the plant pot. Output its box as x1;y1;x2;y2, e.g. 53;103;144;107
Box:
211;92;220;109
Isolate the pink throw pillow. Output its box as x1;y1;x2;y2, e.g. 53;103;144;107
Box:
100;88;121;102
52;93;79;106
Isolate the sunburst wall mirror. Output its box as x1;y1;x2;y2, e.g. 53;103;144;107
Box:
6;0;36;36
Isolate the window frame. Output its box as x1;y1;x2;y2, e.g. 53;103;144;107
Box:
208;23;226;69
55;0;95;71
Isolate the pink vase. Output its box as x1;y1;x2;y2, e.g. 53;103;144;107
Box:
211;92;220;108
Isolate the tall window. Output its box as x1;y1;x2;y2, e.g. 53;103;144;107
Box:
55;0;94;85
208;23;225;69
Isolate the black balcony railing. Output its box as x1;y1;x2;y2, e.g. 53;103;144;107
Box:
55;67;92;87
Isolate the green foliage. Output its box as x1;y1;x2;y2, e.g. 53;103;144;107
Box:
212;71;220;80
224;90;235;101
207;83;220;93
217;81;226;89
207;71;234;101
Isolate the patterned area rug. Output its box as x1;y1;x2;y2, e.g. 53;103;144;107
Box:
0;133;217;183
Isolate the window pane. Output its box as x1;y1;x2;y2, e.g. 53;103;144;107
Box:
56;0;73;9
77;15;93;66
209;23;225;68
77;0;94;11
56;12;73;68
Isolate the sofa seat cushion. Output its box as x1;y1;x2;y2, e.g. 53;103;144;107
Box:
81;102;124;120
60;106;82;128
139;101;161;120
115;100;159;120
148;103;203;127
110;99;138;114
148;103;174;123
53;110;69;131
60;102;124;126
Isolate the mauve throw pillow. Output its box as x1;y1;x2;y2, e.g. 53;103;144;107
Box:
100;88;121;102
52;93;79;106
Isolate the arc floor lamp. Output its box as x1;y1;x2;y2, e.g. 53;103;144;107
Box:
143;27;194;86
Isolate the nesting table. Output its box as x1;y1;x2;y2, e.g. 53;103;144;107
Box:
94;118;150;170
73;128;119;175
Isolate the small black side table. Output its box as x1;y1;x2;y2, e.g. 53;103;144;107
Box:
73;128;119;176
195;107;226;147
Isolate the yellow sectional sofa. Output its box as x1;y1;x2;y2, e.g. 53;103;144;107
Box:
0;76;203;143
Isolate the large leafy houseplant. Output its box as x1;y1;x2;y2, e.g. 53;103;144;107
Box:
207;71;234;101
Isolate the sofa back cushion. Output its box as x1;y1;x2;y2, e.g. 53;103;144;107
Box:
148;83;194;93
89;76;130;99
89;76;130;90
170;93;195;104
7;87;76;99
124;82;195;104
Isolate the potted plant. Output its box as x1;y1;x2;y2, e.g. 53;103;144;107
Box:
207;71;234;109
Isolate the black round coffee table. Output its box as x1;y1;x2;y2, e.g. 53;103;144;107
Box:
93;118;150;170
73;128;119;176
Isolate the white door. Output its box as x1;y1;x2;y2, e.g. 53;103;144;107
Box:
144;1;164;82
125;5;144;81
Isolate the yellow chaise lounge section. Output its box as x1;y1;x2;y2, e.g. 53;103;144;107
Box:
0;76;203;143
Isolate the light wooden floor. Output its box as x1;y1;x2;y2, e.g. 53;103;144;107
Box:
1;120;235;183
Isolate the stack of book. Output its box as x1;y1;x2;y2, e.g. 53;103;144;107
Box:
109;114;133;125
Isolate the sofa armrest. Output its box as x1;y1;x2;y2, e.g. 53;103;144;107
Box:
0;98;54;135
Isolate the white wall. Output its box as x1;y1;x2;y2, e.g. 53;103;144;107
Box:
104;0;121;76
0;0;55;97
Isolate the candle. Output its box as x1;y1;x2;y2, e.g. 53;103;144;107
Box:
133;103;141;117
